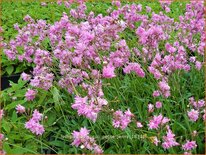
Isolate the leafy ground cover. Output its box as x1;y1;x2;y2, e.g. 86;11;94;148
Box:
0;0;205;154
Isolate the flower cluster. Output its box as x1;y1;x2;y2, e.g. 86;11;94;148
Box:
71;127;103;153
25;89;37;101
162;126;179;149
16;104;25;114
25;110;44;135
72;96;108;122
112;109;134;130
182;140;197;151
123;63;145;77
187;97;205;122
148;114;170;130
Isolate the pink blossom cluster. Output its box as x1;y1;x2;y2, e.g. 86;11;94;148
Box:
25;89;37;101
3;1;204;102
189;97;205;109
187;97;205;122
136;25;165;49
25;109;45;135
162;126;179;149
182;140;197;151
187;109;199;122
57;0;85;7
112;109;134;130
148;114;170;130
102;65;116;79
16;104;25;114
71;96;108;122
123;63;145;77
71;127;103;153
21;72;31;81
30;66;54;90
159;0;172;13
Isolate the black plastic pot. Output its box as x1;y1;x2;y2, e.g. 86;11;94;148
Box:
1;74;21;90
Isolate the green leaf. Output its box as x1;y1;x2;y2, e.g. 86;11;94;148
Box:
125;128;132;140
51;87;60;103
11;111;18;122
49;140;65;147
9;80;27;91
2;120;11;133
46;111;57;126
38;90;48;105
10;147;26;154
6;65;14;75
23;134;35;140
51;87;61;112
3;143;12;153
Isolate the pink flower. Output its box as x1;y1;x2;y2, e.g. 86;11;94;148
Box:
25;120;44;135
165;43;176;53
0;133;4;141
0;150;6;155
71;127;103;153
188;97;205;109
123;63;145;77
136;122;143;128
21;72;31;81
148;114;170;130
72;127;90;146
161;117;170;125
159;81;170;92
148;104;154;113
4;49;16;60
25;89;37;101
165;7;170;13
153;136;160;146
155;101;162;109
153;90;160;97
187;109;199;122
23;15;34;23
32;109;43;122
112;0;121;7
195;61;202;70
112;109;133;130
64;1;70;8
189;97;196;107
189;56;196;63
0;109;3;120
182;140;197;151
203;110;206;120
102;65;116;78
158;80;170;98
34;49;52;66
197;99;205;108
25;109;44;135
148;114;163;129
162;126;179;149
72;96;107;122
146;6;151;12
16;104;25;114
14;23;20;30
